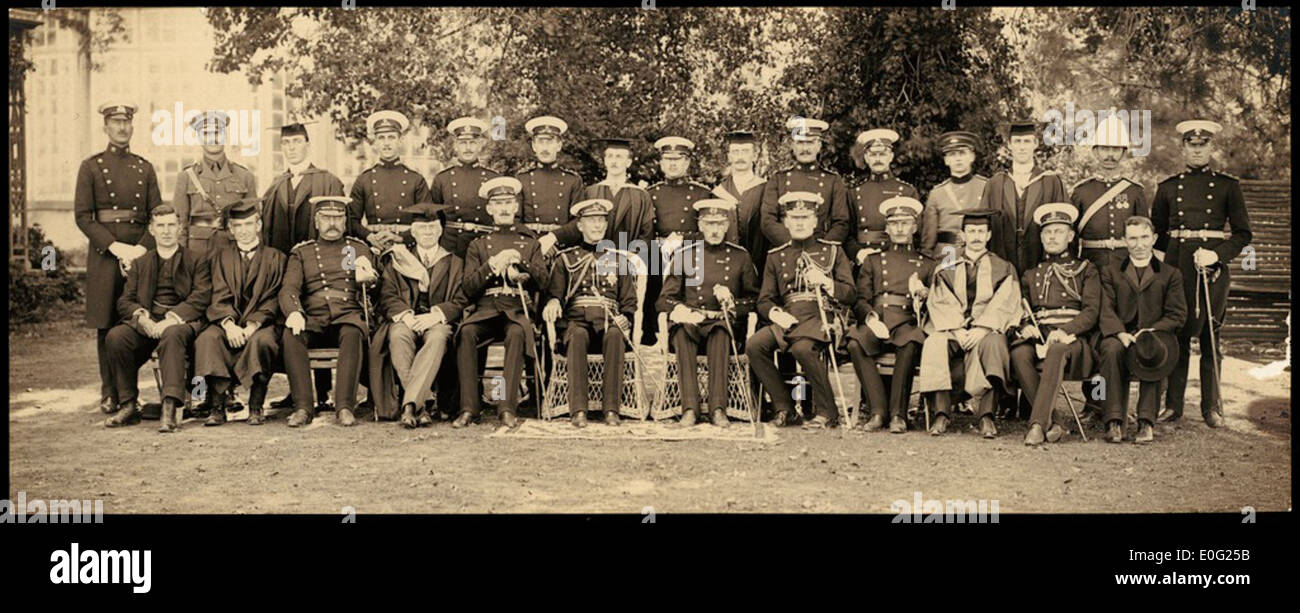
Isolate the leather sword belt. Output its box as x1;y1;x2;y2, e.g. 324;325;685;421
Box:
935;231;962;244
572;295;618;310
1035;307;1080;325
445;221;497;234
874;294;912;308
367;223;410;234
317;288;356;300
1080;238;1124;249
526;222;561;233
484;287;523;298
96;209;146;224
1168;229;1227;240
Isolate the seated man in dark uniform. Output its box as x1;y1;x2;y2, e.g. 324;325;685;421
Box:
278;196;379;427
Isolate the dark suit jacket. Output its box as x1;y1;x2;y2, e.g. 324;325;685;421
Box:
206;244;287;328
117;246;212;326
1098;256;1187;337
979;168;1067;273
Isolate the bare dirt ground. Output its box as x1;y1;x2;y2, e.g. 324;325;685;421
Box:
8;317;1291;514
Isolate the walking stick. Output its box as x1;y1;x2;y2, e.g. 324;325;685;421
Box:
1198;265;1225;418
1022;298;1087;441
813;284;854;432
721;298;764;438
514;277;545;426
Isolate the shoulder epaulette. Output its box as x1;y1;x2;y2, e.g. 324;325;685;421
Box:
1158;174;1179;185
1214;170;1239;181
768;242;791;254
291;239;316;252
933;178;952;188
1070;176;1095;191
724;241;748;252
645;181;666;190
688;180;711;191
817;238;841;246
559;166;581;177
555;245;583;256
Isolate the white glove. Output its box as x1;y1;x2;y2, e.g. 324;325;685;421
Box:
769;308;799;330
285;311;306;335
538;233;558;255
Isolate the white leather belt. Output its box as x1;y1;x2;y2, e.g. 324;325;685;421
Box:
1168;229;1227;239
1080;238;1124;249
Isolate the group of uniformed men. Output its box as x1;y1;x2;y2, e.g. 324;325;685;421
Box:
77;102;1251;444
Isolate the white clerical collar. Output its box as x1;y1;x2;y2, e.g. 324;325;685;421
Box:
417;244;444;262
1129;255;1152;268
156;245;179;260
236;240;259;252
287;160;312;176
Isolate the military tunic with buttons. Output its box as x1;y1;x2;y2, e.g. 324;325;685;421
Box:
278;237;370;333
759;163;852;247
457;225;549;356
515;162;584;234
551;244;640;336
757;238;856;344
1152;165;1252;338
430;161;501;257
647;178;713;239
1014;252;1100;379
920;173;987;260
74;144;164;329
172;156;257;257
846;172;921;262
1069;176;1147;268
846;243;935;355
656;241;760;343
347;157;431;243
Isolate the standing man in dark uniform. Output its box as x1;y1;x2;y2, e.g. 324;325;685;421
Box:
348;110;430;253
712;130;768;274
1153;120;1252;427
75;102;163;415
1070;115;1148;269
517;116;584;256
921;130;987;261
759;117;851;248
979;120;1067;274
745;192;857;429
1010;203;1100;445
645;136;712;345
453;177;549;429
846;128;921;267
173;110;257;260
260;122;346;411
103;205;211;432
544;199;640;428
278;196;379;428
844;197;934;433
657;199;760;427
432;116;501;258
193;199;287;427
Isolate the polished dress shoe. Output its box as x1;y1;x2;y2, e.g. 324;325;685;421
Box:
501;411;519;428
286;408;313;428
106;402;141;428
802;415;831;430
400;403;418;429
160;398;183;433
1204;410;1224;428
711;408;728;428
1135;421;1154;443
451;412;472;428
889;416;907;434
1156;407;1181;423
570;411;587;428
1046;424;1065;443
863;414;885;432
605;410;621;427
1106;421;1123;443
270;394;295;409
929;414;949;436
416;410;434;427
1024;423;1045;446
100;396;118;414
979;416;997;439
679;409;697;427
336;408;357;427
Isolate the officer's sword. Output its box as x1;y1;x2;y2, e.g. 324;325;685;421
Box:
513;276;545;426
812;283;854;432
1197;265;1225;419
1022;298;1087;441
720;297;764;439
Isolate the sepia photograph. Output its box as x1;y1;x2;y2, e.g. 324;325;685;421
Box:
5;2;1292;595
